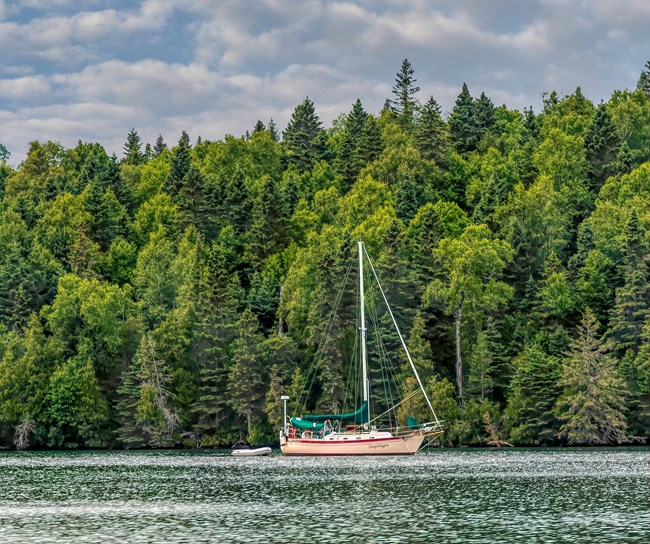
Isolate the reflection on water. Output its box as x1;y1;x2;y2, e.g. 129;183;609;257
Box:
0;448;648;543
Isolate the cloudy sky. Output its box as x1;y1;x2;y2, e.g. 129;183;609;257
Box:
1;0;648;163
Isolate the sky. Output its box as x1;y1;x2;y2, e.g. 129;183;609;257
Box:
0;0;649;164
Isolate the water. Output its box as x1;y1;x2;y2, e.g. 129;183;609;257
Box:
0;448;648;543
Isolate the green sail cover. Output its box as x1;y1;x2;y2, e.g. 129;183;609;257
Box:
290;418;325;431
300;401;369;424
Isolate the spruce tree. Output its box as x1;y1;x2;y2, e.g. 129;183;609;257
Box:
283;97;326;172
474;91;496;141
336;99;369;189
390;58;420;126
415;96;448;163
584;103;620;191
227;308;266;439
608;210;649;356
192;232;242;443
637;59;650;100
268;119;279;142
448;83;478;153
122;128;144;166
167;131;192;196
178;166;215;237
153;135;167;155
357;115;384;165
504;340;561;444
555;310;629;445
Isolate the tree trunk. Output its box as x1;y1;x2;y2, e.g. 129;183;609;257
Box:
455;303;464;405
278;285;285;337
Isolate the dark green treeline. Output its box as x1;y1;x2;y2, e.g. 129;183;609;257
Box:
0;59;649;449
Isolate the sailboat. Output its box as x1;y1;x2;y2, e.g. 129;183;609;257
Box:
279;241;443;456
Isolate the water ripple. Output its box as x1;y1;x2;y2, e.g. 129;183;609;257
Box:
0;448;648;543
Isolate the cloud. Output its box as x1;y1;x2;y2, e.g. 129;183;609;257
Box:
1;0;649;163
0;1;175;67
0;75;51;102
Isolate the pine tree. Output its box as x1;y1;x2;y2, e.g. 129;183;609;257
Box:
555;310;629;445
178;166;215;236
584;103;620;191
167;131;192;196
415;96;449;164
474;92;496;141
227;308;266;439
390;58;420;126
253;120;266;133
192;232;242;443
0;143;9;162
504;340;561;444
448;83;477;153
637;59;650;100
153;135;167;155
336;99;369;189
268;119;279;142
357;115;383;165
608;210;649;356
283;97;326;172
122;128;144;166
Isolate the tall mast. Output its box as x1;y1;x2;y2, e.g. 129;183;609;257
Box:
358;241;370;426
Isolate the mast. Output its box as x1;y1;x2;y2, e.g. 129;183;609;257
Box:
358;241;370;428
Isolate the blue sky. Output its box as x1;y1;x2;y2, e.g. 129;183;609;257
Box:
1;0;648;163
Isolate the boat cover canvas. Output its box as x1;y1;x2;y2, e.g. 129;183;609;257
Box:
290;418;325;431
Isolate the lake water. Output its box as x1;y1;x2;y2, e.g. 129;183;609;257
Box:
0;448;648;543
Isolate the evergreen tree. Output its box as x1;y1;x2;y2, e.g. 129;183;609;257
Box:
178;166;215;236
117;334;179;447
0;143;9;162
608;210;649;356
253;120;266;133
227;308;266;439
390;58;420;126
415;96;449;163
357;115;384;165
167;131;192;196
637;59;650;100
337;99;371;188
122;128;144;166
584;103;620;191
268;119;279;142
153;135;167;156
192;232;242;443
555;310;629;445
448;83;478;153
283;97;326;172
504;340;561;444
474;92;496;142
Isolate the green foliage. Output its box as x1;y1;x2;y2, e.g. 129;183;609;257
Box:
0;62;645;448
555;310;629;445
390;58;420;126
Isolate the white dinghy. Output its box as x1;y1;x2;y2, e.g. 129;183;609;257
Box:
231;447;272;457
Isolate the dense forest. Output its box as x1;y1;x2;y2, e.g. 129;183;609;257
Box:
0;59;648;449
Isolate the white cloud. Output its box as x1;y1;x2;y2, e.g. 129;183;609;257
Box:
0;75;51;101
1;0;649;163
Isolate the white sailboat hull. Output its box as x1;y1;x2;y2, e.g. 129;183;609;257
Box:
281;432;426;456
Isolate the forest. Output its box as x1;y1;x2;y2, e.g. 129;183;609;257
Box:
0;59;648;449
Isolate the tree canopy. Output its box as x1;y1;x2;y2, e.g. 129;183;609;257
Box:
0;59;648;449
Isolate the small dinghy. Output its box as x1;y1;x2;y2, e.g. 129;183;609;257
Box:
231;447;272;457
